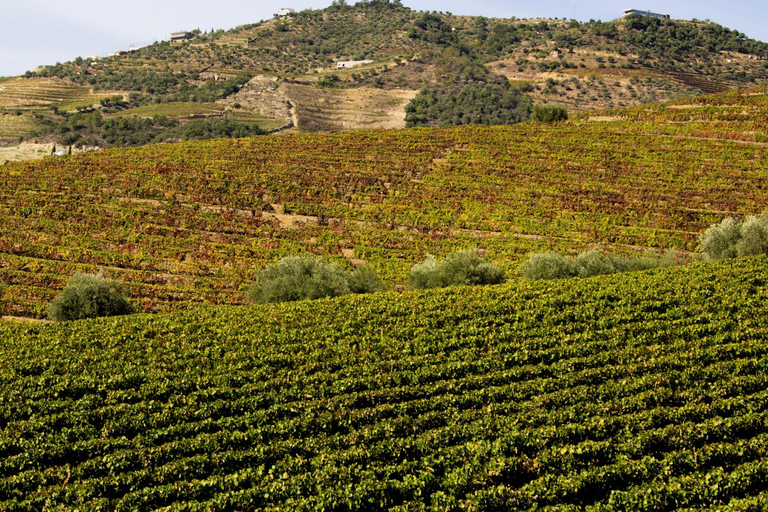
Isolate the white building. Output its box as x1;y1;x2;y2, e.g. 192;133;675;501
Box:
336;60;374;69
622;8;670;20
170;31;193;42
277;8;295;16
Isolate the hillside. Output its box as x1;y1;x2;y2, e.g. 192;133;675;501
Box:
2;85;768;318
2;1;768;156
2;255;768;509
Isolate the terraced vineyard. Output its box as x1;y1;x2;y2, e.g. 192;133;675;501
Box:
1;256;768;509
0;77;113;110
2;87;768;318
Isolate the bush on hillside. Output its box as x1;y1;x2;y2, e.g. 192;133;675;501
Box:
407;249;505;289
48;273;135;322
347;265;388;294
531;103;568;123
521;248;677;280
246;255;385;303
519;252;580;280
700;214;768;260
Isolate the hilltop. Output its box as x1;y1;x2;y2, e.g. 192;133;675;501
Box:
2;0;768;157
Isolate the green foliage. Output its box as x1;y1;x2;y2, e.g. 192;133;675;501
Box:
317;74;342;88
700;214;768;260
246;255;384;303
408;249;505;289
32;112;264;148
2;258;768;508
47;272;135;321
347;264;388;293
406;79;532;127
519;252;580;280
521;248;677;280
531;103;568;123
621;15;768;63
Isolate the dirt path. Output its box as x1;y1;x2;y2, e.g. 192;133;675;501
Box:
2;315;53;324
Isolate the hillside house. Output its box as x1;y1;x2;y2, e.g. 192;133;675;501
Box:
170;31;193;42
622;8;670;19
277;8;295;16
336;60;374;69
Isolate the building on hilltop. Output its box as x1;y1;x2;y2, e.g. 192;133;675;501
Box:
277;8;295;16
170;31;194;42
622;8;670;20
336;60;374;70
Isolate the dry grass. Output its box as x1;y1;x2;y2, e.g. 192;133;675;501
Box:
0;142;93;163
284;84;417;132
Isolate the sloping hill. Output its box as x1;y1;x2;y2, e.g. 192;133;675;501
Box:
2;1;768;154
2;86;767;318
1;256;768;509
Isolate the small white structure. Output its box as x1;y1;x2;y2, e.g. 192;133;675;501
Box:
128;44;150;53
277;8;295;16
622;8;670;20
336;60;374;70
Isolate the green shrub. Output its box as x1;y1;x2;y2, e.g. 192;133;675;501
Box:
347;265;388;294
574;248;618;276
48;273;135;322
246;255;385;303
699;214;768;260
519;252;580;280
699;216;742;260
408;249;505;290
736;216;768;256
521;248;678;280
531;103;568;123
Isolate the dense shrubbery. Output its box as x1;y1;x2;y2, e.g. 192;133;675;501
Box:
520;248;677;280
33;113;264;148
531;103;568;123
699;214;768;260
408;249;505;289
48;273;135;322
405;80;532;127
246;256;385;303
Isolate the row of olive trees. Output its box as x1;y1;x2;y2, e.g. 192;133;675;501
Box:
244;248;505;303
521;213;768;280
40;249;504;322
36;214;768;321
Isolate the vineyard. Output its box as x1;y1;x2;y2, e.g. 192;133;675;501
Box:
1;256;767;509
2;86;768;318
0;77;113;111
